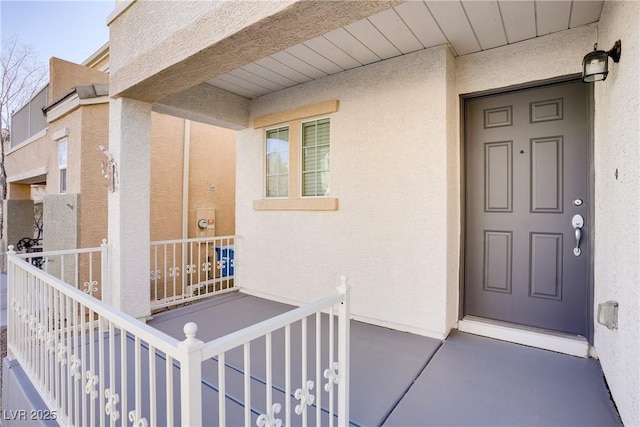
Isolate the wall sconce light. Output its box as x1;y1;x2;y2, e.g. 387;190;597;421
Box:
582;40;621;82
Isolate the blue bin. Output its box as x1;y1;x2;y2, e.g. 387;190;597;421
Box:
214;245;235;277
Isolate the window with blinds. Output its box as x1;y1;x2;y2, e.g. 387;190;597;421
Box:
265;126;289;198
302;118;330;197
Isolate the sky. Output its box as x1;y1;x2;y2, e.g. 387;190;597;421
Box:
1;0;114;70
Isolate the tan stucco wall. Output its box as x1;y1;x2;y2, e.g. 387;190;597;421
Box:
13;101;235;249
7;100;109;253
90;55;110;72
37;104;233;248
149;114;237;241
6;183;31;200
5;134;49;187
83;44;110;72
150;113;185;241
592;2;640;425
3;199;34;248
79;104;110;248
49;57;109;104
188;121;236;237
46;108;83;196
42;193;80;251
237;46;453;338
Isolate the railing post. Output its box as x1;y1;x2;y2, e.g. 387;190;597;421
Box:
6;246;16;360
177;322;204;426
337;276;351;427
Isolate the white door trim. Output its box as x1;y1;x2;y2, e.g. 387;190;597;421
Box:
458;316;589;358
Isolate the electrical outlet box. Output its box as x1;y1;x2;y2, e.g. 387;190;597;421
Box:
597;301;618;330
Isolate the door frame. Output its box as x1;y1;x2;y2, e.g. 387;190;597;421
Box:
458;75;595;343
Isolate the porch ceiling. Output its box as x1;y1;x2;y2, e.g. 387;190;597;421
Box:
205;0;603;99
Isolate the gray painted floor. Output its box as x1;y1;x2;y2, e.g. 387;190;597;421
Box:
150;293;622;427
150;293;441;426
384;331;621;427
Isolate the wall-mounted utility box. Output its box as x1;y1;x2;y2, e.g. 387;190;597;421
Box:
597;301;618;330
195;208;215;238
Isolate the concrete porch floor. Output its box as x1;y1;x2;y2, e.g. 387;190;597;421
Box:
149;292;622;427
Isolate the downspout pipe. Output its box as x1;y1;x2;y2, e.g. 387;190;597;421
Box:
182;120;191;292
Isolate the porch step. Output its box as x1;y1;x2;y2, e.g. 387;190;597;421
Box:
458;316;589;357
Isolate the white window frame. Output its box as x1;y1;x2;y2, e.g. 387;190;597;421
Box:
252;99;339;212
300;116;330;198
265;125;290;199
58;138;67;194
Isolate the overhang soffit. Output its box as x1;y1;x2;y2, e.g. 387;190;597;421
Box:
110;0;401;103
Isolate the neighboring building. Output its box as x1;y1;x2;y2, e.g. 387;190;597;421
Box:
4;46;237;293
104;1;639;425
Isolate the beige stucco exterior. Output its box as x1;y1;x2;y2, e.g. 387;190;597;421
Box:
5;134;48;196
104;1;638;424
591;2;640;422
82;43;110;72
150;113;185;242
48;58;109;105
79;104;110;249
4;54;237;299
149;113;237;241
188;121;236;238
237;46;457;337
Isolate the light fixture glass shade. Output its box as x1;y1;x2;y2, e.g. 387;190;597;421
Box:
582;48;608;82
582;40;621;83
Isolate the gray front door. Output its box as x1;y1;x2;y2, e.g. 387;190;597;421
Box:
464;81;589;336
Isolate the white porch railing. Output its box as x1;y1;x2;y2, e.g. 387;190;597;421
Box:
15;240;108;300
150;236;236;310
6;248;350;426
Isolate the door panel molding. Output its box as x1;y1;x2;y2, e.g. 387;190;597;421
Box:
483;230;513;294
484;105;513;128
530;136;564;213
529;232;563;301
530;98;564;123
484;141;513;212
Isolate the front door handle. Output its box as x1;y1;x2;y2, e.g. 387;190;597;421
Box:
572;214;584;256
